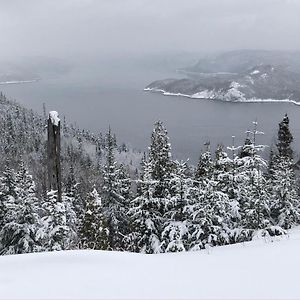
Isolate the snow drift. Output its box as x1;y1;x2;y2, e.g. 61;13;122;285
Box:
1;228;300;299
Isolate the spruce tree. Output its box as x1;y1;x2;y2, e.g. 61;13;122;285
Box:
0;165;43;254
80;188;109;250
277;114;293;159
102;127;130;250
235;122;272;239
41;190;69;251
214;144;232;192
148;121;173;200
187;177;231;250
126;159;162;253
270;114;300;229
195;142;214;182
161;160;191;252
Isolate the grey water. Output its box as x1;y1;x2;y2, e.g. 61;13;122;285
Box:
1;62;300;163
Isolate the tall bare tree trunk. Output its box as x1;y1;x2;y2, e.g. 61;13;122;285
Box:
47;111;62;202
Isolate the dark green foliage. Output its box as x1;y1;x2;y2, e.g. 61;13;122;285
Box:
148;121;173;199
277;114;293;159
269;114;299;229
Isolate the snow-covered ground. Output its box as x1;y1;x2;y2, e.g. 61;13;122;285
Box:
1;229;300;299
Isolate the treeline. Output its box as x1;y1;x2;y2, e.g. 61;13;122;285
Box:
0;91;299;254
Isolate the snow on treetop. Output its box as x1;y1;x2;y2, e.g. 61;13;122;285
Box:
49;111;60;126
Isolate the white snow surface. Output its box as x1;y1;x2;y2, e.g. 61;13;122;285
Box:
1;228;300;299
49;111;60;126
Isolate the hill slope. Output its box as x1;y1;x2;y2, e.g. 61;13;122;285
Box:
1;228;300;299
184;49;300;74
145;50;300;104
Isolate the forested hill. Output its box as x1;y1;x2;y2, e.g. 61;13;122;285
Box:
145;50;300;104
0;92;141;199
0;90;300;256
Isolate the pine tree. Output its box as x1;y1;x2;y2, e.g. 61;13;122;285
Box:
270;114;300;229
214;144;232;192
0;165;43;254
0;167;18;254
277;114;293;159
239;135;253;158
235;122;272;239
195;142;214;182
64;165;84;246
161;221;189;252
187;177;231;250
148;121;173;200
267;147;277;180
126;159;162;253
80;188;109;250
63;192;80;249
161;160;191;252
102;127;130;250
40;190;69;251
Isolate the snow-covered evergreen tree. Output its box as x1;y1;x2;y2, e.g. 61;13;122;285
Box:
148;121;173;200
161;221;189;252
214;144;232;192
63;192;80;249
161;160;191;252
0;165;43;254
126;159;162;253
40;190;69;251
231;123;274;239
277;114;293;159
269;115;300;229
186;178;231;250
271;159;300;229
80;188;109;250
102;127;130;250
195;143;214;182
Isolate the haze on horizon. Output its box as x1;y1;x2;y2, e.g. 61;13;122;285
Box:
0;0;300;61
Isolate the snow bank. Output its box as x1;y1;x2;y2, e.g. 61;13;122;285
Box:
49;111;60;126
1;228;300;299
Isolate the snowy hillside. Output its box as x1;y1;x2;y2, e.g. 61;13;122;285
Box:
145;64;300;104
1;228;300;299
145;50;300;104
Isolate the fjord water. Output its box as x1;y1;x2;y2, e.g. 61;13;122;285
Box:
1;62;300;163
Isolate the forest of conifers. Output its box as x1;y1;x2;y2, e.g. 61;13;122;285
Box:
0;92;299;255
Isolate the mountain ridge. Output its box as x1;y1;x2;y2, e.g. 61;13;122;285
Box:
145;50;300;104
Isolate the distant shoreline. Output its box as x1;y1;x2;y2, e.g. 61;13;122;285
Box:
144;87;300;106
0;79;39;85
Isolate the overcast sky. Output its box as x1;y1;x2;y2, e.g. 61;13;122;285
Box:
0;0;300;59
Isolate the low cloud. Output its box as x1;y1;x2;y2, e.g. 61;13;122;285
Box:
0;0;299;60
